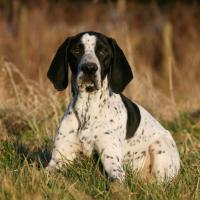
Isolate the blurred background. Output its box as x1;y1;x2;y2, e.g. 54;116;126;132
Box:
0;0;200;121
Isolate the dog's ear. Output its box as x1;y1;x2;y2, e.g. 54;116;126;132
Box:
47;38;71;91
108;38;133;94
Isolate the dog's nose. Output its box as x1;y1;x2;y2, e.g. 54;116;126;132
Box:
81;63;98;75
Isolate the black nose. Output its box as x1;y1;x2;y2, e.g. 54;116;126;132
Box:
81;63;98;75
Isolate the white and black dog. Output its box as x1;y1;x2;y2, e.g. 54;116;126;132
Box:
46;31;180;182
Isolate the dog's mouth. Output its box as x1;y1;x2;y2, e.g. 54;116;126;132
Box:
79;77;99;93
84;81;96;92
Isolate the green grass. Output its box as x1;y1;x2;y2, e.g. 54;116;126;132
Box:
0;112;199;200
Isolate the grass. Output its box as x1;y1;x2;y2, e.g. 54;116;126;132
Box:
0;105;199;199
0;1;200;199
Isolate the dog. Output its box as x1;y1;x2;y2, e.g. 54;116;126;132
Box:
46;31;180;182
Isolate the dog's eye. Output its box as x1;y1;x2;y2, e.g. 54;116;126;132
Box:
71;44;83;55
96;45;107;57
99;50;105;56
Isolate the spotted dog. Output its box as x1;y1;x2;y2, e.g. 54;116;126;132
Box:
46;31;180;182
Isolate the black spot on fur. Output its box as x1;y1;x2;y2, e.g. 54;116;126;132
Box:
81;136;86;140
69;130;74;133
136;156;141;160
171;143;175;148
126;151;131;157
117;169;123;172
116;156;119;162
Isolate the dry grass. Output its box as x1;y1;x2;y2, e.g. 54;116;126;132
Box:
0;1;200;199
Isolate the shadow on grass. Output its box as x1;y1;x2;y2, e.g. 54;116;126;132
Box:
1;139;52;169
17;141;51;168
190;109;200;120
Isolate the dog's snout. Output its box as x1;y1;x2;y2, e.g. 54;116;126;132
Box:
81;63;98;75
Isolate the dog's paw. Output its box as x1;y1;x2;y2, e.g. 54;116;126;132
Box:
45;159;57;173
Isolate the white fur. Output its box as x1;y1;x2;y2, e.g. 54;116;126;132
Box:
47;34;180;182
47;78;180;182
123;105;180;181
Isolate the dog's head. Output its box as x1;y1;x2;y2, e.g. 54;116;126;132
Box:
47;32;133;94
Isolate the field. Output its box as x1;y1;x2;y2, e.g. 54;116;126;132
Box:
0;1;200;199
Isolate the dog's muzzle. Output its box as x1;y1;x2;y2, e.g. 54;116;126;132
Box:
78;62;99;92
81;63;98;75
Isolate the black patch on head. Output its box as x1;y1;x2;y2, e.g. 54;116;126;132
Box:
94;35;113;83
68;36;85;75
120;94;141;139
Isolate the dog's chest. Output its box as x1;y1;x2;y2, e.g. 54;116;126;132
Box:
73;92;127;156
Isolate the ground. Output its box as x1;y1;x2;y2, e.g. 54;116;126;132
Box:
0;106;199;200
0;1;200;199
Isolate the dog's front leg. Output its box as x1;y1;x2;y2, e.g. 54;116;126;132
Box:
96;135;125;183
46;110;81;171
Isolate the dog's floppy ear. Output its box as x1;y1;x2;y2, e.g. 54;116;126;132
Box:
47;38;71;91
108;38;133;94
